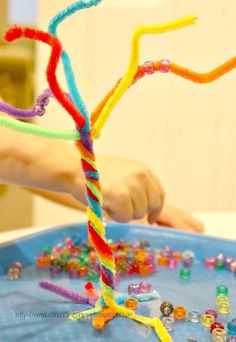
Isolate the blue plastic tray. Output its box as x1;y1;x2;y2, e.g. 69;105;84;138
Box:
0;223;236;342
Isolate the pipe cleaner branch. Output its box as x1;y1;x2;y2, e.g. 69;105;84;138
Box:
0;116;80;140
92;15;197;138
4;27;87;131
48;0;103;132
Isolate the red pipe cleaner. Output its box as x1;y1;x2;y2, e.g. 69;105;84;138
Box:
4;26;86;130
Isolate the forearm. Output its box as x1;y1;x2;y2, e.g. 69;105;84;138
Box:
0;126;87;204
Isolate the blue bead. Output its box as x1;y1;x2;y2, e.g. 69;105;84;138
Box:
228;321;236;335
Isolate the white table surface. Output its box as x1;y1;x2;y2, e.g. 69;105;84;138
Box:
0;212;236;244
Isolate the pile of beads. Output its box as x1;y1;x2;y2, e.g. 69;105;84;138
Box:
205;254;236;273
7;261;22;280
36;237;159;280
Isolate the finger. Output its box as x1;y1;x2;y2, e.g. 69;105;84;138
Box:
146;176;165;223
102;189;133;223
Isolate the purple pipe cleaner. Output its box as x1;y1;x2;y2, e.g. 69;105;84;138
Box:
39;280;90;304
0;89;72;119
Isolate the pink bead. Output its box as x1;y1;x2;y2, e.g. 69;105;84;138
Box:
139;282;152;293
143;61;155;74
168;258;178;269
12;261;22;269
205;309;218;320
148;263;156;273
160;59;171;73
205;257;216;269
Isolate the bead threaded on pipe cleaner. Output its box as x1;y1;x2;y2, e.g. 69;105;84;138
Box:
4;27;86;131
92;15;197;138
91;55;236;133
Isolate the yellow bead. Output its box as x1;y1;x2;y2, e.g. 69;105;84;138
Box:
217;301;231;314
215;295;229;305
201;314;215;328
125;298;138;310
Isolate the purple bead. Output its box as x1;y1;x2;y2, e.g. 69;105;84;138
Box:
205;309;218;320
182;257;193;268
128;283;141;295
160;59;171;73
139;282;152;293
50;265;62;276
34;104;46;116
205;257;216;269
68;269;80;278
168;258;178;269
227;337;236;342
143;61;155;74
161;246;173;257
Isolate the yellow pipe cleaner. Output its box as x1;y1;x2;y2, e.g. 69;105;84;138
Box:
92;15;197;139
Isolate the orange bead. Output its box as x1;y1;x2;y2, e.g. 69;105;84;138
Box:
139;264;150;276
157;256;168;267
92;316;104;330
66;260;79;271
36;255;51;268
173;306;187;320
79;266;88;277
89;251;97;264
125;298;138;310
173;251;183;262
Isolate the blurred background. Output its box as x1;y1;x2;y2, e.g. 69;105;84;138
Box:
0;0;236;231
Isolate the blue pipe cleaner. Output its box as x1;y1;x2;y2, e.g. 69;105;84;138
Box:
48;0;103;133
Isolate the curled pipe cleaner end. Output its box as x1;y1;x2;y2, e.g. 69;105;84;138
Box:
4;26;23;41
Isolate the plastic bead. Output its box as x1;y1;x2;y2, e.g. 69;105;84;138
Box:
50;265;62;276
68;269;80;278
128;283;140;295
186;340;198;342
180;268;191;280
160;301;174;316
201;314;215;328
205;258;216;269
216;285;228;297
227;320;236;335
168;258;178;269
143;61;155;75
7;266;21;280
139;282;152;293
210;322;225;334
182;257;193;268
160;59;171;73
138;264;150;276
217;301;231;314
173;306;187;320
205;309;218;320
87;272;99;282
161;316;175;332
216;296;229;305
157;256;168;266
187;310;202;323
227;337;236;342
211;328;227;342
160;246;173;257
125;298;138;310
183;250;195;259
79;266;88;277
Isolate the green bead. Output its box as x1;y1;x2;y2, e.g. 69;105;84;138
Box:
216;284;228;296
180;268;191;280
87;272;99;282
215;262;225;270
43;246;52;255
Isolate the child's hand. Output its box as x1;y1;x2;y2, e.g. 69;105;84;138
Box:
74;155;165;223
148;204;204;233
